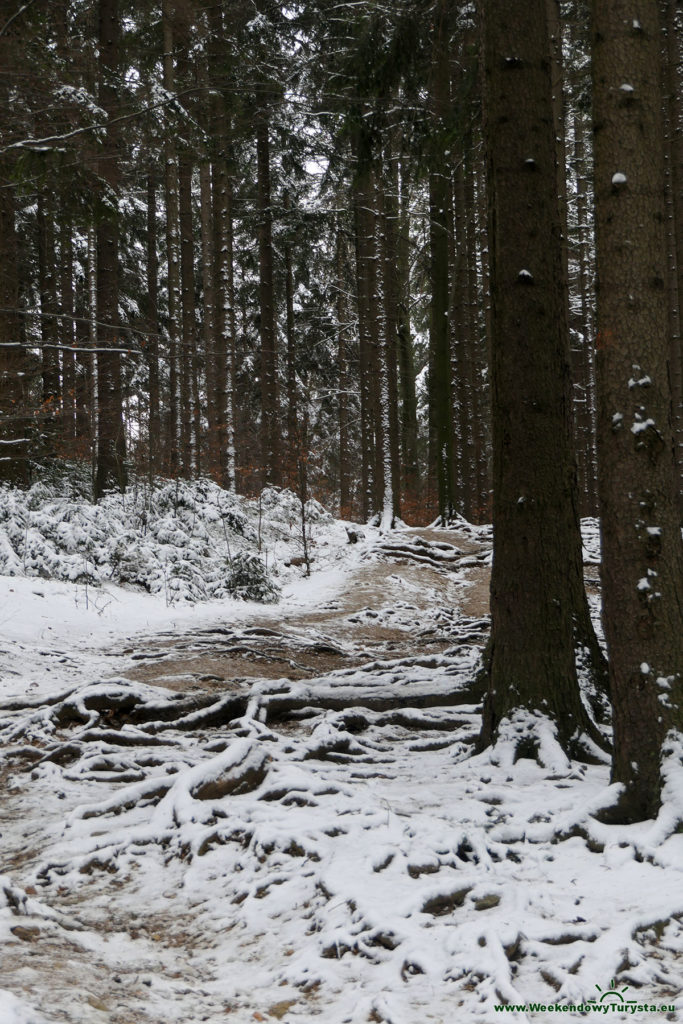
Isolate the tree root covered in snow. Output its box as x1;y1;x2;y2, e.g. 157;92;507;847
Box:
2;651;683;1020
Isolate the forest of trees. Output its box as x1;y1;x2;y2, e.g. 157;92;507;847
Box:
1;0;642;521
1;0;682;822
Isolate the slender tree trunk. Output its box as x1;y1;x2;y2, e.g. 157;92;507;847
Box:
0;96;29;485
336;227;351;517
451;144;473;519
162;0;181;478
463;141;486;520
283;193;298;489
73;259;91;450
379;152;401;520
178;151;195;476
365;171;384;517
60;217;76;445
396;165;419;517
353;158;375;521
87;226;98;482
199;156;218;478
37;188;61;443
428;0;456;524
256;109;280;487
146;172;160;479
94;0;126;499
175;12;196;478
592;0;683;820
213;146;237;492
475;129;493;520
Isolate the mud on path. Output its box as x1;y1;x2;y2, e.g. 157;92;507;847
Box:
118;527;492;694
0;526;491;1024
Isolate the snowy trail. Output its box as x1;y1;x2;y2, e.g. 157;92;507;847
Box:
1;525;682;1024
111;525;490;695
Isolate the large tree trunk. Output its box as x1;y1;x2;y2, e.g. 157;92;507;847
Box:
662;0;683;512
592;0;683;820
571;108;599;516
94;0;126;499
480;0;605;758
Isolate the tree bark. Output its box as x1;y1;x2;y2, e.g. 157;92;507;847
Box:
662;0;683;512
396;162;419;517
59;216;76;446
592;0;683;819
336;226;352;517
0;118;29;484
94;0;126;499
379;150;401;520
480;0;605;758
198;155;218;478
162;0;181;478
428;0;456;524
256;109;280;487
353;154;375;521
178;150;195;476
37;188;61;445
284;192;298;490
145;172;161;479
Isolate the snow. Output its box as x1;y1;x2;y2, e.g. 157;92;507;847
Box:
612;173;627;185
631;418;655;434
0;484;682;1022
0;989;46;1024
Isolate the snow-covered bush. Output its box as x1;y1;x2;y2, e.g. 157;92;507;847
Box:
225;551;280;603
0;470;338;603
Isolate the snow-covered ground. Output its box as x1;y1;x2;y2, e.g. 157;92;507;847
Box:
0;481;681;1024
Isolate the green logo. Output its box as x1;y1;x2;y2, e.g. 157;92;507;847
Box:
589;980;637;1008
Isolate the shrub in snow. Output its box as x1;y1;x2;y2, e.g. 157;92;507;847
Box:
0;470;306;603
225;551;280;603
259;486;333;526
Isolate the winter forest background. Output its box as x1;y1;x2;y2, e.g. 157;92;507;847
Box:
2;0;651;520
1;0;683;1022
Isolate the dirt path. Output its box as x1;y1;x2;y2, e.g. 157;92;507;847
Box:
0;526;492;1024
117;527;491;693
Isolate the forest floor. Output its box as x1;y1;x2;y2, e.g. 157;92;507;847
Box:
0;517;682;1024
